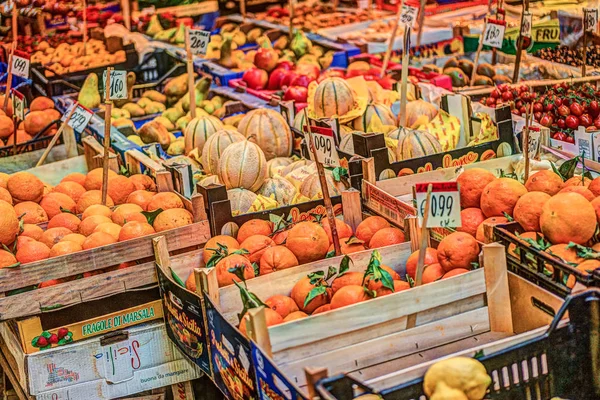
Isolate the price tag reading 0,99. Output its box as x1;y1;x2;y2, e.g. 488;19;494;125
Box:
102;70;128;100
303;125;340;168
62;102;93;133
415;182;462;229
189;29;211;55
482;19;506;49
11;55;30;79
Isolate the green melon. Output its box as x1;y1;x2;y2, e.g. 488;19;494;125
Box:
201;129;245;175
395;130;443;161
237;109;293;160
184;115;224;155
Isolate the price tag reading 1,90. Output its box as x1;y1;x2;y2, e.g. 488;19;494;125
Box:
584;8;598;32
189;29;211;55
400;4;419;29
482;19;506;49
63;102;93;133
304;125;340;168
102;70;128;100
415;182;462;229
11;55;30;79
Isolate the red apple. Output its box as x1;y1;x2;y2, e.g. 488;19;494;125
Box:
346;69;368;78
242;68;269;90
254;48;280;72
268;68;289;90
280;71;299;88
295;63;320;79
290;75;314;88
276;60;295;70
283;86;308;102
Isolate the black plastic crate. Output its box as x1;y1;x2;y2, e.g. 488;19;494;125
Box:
0;119;61;157
316;289;600;400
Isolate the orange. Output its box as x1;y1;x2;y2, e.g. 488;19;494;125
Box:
126;190;155;211
14;201;48;224
422;263;444;284
47;213;81;232
185;272;197;292
331;271;364;293
355;216;390;244
457;208;486;238
77;190;114;213
265;294;299;318
84;168;117;190
111;203;145;225
60;233;86;246
105;175;135;205
475;216;508;243
79;215;112;236
406;248;438;279
442;268;470;279
0;200;19;245
146;192;184;211
202;235;240;264
93;222;122;240
368;227;405;248
49;241;82;258
60;173;86;187
563;176;591;188
237;219;273;243
283;311;309;322
21;223;44;241
456;168;496;208
437;232;480;272
16;241;50;264
588;177;600;197
238;308;283;336
53;181;86;202
513;192;551;232
312;304;331;315
259;245;298;275
215;254;255;287
153;209;193;232
321;218;353;244
525;170;564;195
540;193;596;245
38;278;70;288
592;197;600;223
559;186;595;201
480;178;528;217
118;221;155;242
328;237;365;255
291;276;331;314
240;235;275;263
82;204;112;220
566;260;600;289
0;172;9;188
375;280;410;297
7;172;44;203
366;265;402;291
508;231;542;258
330;285;371;310
272;230;288;245
130;174;157;192
0;249;17;268
16;235;35;249
286;222;330;264
82;231;117;250
0;187;12;204
545;243;583;274
39;227;72;248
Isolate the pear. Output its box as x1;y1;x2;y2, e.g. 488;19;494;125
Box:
78;73;101;109
137;98;152;109
143;90;167;104
122;103;145;117
127;135;144;146
146;15;164;37
164;73;190;98
162;107;184;124
154;116;176;131
171;23;186;45
154;27;177;42
176;115;192;131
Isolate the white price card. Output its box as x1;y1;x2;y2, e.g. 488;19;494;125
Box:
400;4;419;29
62;102;93;133
304;124;340;168
11;89;24;121
102;70;128;100
527;127;541;159
521;11;532;37
189;29;211;55
482;19;506;49
415;182;462;228
584;8;598;32
11;54;30;79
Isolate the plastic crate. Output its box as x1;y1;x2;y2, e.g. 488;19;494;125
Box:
316;288;600;400
0;119;62;158
0;63;33;103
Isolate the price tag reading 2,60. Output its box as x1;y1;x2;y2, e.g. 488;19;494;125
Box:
11;55;30;79
304;125;340;168
482;19;506;49
102;70;127;100
189;29;211;55
415;182;462;229
400;4;419;29
63;102;93;133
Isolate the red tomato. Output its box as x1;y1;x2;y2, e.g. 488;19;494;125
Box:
502;91;513;101
565;135;575;144
486;97;496;107
557;118;566;129
533;102;543;113
557;105;570;117
490;89;501;99
539;114;553;127
580;113;593;127
565;115;580;129
570;102;584;117
553;132;567;141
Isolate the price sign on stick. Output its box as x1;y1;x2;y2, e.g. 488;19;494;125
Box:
62;102;93;133
584;8;598;32
11;54;30;78
400;4;419;28
521;11;532;37
415;182;462;228
102;70;127;100
11;89;24;121
303;124;340;168
482;19;506;49
189;29;211;55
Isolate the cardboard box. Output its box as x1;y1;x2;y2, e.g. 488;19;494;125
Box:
0;321;202;399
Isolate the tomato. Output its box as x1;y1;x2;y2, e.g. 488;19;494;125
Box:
558;105;570;117
580;113;593;127
594;115;600;129
498;84;509;92
533;102;543;113
557;118;566;129
490;89;501;99
502;91;513;101
544;102;554;112
565;115;580;129
519;106;527;114
565;135;575;144
515;100;523;109
540;114;553;127
590;100;600;116
555;98;563;107
553;132;567;141
570;102;584;117
486;97;496;107
534;111;542;121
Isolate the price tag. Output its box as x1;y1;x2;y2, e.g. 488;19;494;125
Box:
527;127;541;159
415;182;462;228
482;19;506;49
11;54;30;78
102;70;128;100
11;89;24;121
304;125;340;168
521;11;532;38
400;4;419;29
584;8;598;32
189;29;211;55
63;102;93;133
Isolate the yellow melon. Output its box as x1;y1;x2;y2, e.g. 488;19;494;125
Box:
200;129;245;175
257;177;298;205
227;188;258;215
352;102;396;132
395;129;442;161
218;140;268;192
300;172;341;199
184;115;224;155
237;109;293;160
314;77;356;118
267;157;294;178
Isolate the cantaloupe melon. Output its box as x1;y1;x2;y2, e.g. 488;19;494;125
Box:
199;175;222;187
237;109;293;160
395;129;442;161
218;139;268;192
281;159;313;178
299;172;341;199
284;164;315;190
258;177;298;206
267;157;294;178
201;129;245;175
352;103;396;132
339;132;360;154
227;188;258;215
292;112;307;132
184;115;224;156
387;127;410;141
314;77;356;119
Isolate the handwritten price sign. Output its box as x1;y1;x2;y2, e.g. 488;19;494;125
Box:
400;4;419;29
521;11;532;37
11;55;30;79
304;125;340;168
62;102;93;133
482;19;506;49
415;182;462;228
102;70;127;100
584;8;598;32
11;90;24;121
189;29;211;55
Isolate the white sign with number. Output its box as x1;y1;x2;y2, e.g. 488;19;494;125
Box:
304;125;340;168
400;4;419;29
11;90;24;121
482;20;506;49
415;182;462;228
521;11;532;37
63;102;93;133
527;128;541;159
584;8;598;32
102;70;128;100
11;55;30;79
189;29;211;55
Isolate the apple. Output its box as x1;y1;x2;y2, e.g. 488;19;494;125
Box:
280;71;299;88
290;75;314;88
243;68;269;90
346;69;368;78
268;68;289;90
284;86;308;103
254;48;280;72
276;60;295;70
318;69;345;82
